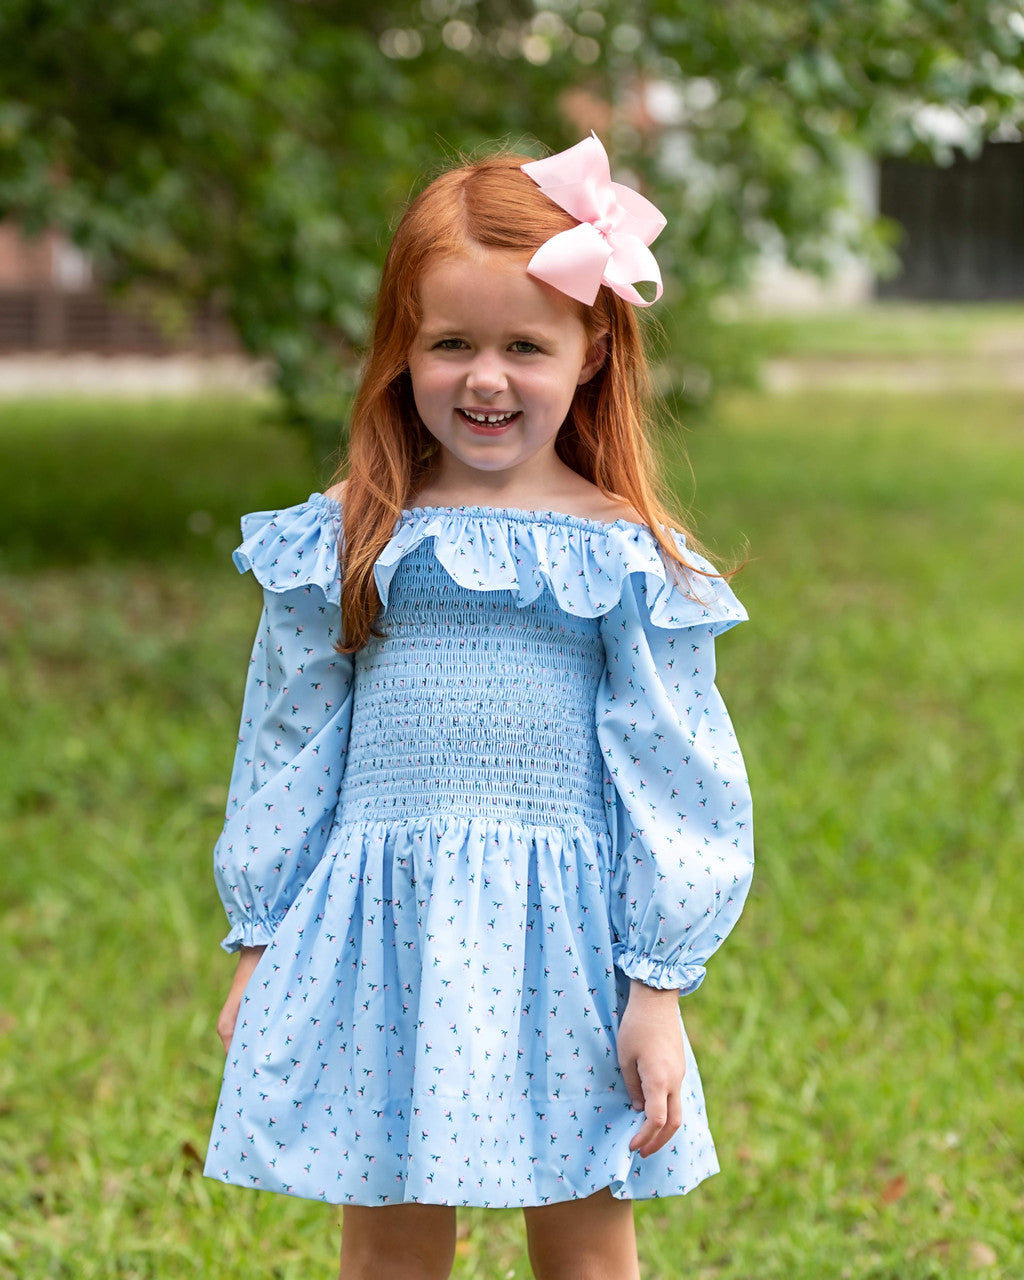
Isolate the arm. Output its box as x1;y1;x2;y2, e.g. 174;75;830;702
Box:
617;980;685;1157
217;945;265;1053
213;581;355;952
212;580;353;1048
596;575;753;995
596;570;753;1153
209;497;355;1048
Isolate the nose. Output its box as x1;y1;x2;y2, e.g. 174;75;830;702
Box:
465;351;508;399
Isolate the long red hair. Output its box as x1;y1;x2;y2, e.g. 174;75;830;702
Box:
332;150;717;654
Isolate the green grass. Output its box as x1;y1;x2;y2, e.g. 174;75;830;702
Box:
2;387;1022;1279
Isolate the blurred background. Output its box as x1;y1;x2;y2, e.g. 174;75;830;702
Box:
1;3;1022;1278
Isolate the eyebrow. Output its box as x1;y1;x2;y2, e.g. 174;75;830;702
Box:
416;323;558;343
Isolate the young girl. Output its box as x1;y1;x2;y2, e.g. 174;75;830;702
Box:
205;133;754;1280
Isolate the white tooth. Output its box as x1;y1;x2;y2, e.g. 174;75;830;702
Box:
464;409;515;424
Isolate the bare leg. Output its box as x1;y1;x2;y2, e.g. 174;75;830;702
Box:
339;1203;457;1280
523;1188;641;1280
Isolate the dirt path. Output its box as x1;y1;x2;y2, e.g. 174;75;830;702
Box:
0;353;271;397
764;319;1024;392
764;352;1024;392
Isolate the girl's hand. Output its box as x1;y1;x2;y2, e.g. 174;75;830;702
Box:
617;980;686;1159
217;946;265;1053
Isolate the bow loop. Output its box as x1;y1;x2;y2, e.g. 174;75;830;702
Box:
521;132;666;308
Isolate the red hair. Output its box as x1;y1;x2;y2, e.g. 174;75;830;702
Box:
332;150;718;654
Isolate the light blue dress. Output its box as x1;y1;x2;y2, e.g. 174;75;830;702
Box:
204;493;753;1207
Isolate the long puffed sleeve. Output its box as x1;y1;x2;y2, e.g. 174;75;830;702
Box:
212;495;355;953
596;558;753;995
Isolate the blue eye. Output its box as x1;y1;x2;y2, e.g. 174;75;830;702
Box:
434;339;467;350
511;340;539;354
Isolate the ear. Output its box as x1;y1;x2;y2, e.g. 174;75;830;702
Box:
577;331;609;386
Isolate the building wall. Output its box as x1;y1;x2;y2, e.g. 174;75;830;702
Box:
0;224;233;353
878;140;1024;300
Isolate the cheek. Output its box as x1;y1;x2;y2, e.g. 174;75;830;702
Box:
409;360;445;408
417;360;459;395
537;368;585;413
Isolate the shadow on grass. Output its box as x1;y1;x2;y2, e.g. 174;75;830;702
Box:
0;397;328;571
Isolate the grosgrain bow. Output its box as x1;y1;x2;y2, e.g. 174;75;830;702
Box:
521;132;667;308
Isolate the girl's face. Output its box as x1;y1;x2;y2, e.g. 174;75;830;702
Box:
407;249;605;493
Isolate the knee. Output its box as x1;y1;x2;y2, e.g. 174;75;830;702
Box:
528;1241;640;1280
525;1192;640;1280
340;1221;455;1280
529;1260;628;1280
341;1246;452;1280
340;1201;457;1280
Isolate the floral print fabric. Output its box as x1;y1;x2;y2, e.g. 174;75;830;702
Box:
204;494;753;1206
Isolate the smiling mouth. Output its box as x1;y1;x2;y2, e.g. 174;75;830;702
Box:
457;409;522;426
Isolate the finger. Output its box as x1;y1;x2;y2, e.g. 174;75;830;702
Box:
639;1088;682;1158
217;1013;236;1054
668;1087;682;1134
620;1057;645;1113
629;1085;668;1155
629;1112;660;1154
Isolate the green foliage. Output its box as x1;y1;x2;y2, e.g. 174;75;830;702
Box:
1;379;1022;1277
0;0;598;449
1;2;1022;437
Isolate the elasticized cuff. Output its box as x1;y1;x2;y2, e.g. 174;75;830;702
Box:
614;947;707;996
220;915;283;954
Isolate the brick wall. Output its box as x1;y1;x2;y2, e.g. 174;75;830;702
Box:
0;223;237;353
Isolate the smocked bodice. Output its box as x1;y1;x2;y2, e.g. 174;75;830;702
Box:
337;541;608;831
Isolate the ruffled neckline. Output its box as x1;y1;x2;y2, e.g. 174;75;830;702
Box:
233;491;747;634
398;500;651;534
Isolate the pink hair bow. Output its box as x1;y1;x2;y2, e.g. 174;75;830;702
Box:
521;132;667;308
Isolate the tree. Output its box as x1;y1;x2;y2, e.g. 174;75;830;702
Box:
1;0;1021;450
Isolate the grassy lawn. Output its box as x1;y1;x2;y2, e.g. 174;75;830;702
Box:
1;384;1021;1278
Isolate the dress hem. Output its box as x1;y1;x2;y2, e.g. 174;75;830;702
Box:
201;1161;720;1208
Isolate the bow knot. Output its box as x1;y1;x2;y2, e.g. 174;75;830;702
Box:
521;132;666;308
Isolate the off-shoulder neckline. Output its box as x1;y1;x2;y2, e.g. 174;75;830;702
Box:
311;491;654;536
238;491;746;629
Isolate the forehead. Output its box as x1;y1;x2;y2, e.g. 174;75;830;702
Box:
416;249;585;334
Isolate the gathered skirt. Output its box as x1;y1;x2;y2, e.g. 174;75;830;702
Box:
205;811;719;1206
